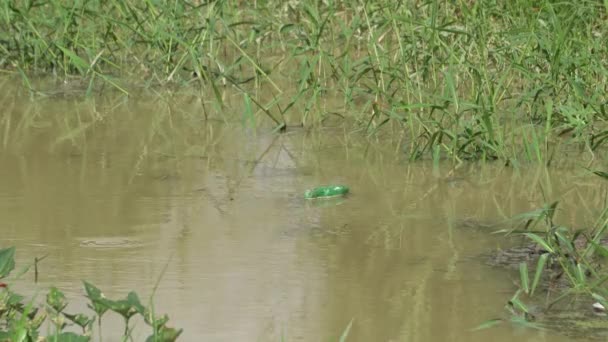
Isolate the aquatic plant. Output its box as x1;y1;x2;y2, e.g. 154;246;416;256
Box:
476;196;608;335
0;246;181;342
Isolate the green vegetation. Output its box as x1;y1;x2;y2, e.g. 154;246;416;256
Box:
513;202;608;311
0;0;607;163
2;0;608;339
477;194;608;335
0;246;182;342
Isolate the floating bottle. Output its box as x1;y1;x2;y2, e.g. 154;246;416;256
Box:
304;185;350;199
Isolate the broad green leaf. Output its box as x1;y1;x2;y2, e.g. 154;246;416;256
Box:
63;312;94;328
83;281;102;301
7;292;25;308
145;326;183;342
104;298;138;319
127;291;146;314
0;247;16;279
47;287;68;312
83;281;108;316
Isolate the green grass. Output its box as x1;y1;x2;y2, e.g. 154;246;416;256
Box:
471;196;608;335
506;206;608;329
3;2;608;337
1;0;607;163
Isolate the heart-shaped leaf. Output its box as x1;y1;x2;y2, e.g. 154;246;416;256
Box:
0;247;16;279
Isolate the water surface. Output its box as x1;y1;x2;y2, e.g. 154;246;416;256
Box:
1;79;605;341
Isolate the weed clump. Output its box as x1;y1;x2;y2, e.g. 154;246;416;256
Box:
0;246;181;342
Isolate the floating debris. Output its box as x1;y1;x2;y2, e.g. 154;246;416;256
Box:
304;185;350;199
592;302;606;315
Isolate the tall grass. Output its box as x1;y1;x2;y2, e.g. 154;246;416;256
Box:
0;0;607;162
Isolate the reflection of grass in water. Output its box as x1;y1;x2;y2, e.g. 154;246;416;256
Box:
0;1;607;162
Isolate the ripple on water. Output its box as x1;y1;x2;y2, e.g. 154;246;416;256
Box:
77;237;144;249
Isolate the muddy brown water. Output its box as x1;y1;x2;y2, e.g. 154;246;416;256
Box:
1;79;607;341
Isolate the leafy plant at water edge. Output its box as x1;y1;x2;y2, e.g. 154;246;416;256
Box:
478;201;608;333
0;246;182;342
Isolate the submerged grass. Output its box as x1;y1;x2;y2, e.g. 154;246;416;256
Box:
0;0;607;163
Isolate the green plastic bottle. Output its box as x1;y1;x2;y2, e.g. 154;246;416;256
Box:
304;185;350;199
